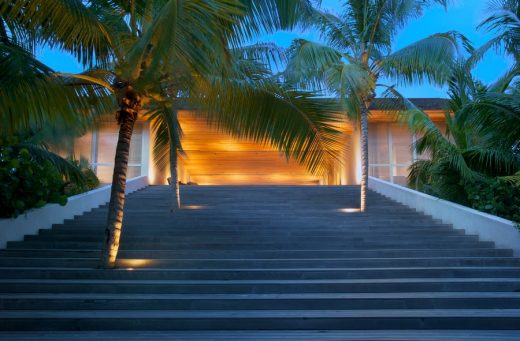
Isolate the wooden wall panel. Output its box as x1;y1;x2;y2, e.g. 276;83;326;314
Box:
178;111;321;185
175;109;441;185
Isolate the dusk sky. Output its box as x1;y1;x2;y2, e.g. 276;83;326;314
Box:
38;0;512;98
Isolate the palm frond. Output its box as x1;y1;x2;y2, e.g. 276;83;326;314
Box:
124;0;242;83
310;8;358;50
478;1;520;61
193;75;344;175
285;39;343;90
233;42;287;70
463;145;520;176
488;65;520;93
0;0;114;67
381;31;469;86
145;104;183;174
325;63;374;101
232;0;315;43
458;92;520;150
0;41;116;135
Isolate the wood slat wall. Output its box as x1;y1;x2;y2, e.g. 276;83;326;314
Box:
179;111;328;185
172;109;443;186
178;111;322;185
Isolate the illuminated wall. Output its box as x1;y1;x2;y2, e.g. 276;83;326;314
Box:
176;111;325;185
68;107;446;186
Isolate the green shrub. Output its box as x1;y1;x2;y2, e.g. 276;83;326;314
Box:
465;178;520;223
0;147;68;218
63;159;100;196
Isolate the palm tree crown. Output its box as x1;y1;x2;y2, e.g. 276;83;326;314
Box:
284;0;461;210
1;0;346;267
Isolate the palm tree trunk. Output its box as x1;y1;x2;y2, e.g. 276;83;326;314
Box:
360;104;369;212
100;85;140;268
170;146;180;210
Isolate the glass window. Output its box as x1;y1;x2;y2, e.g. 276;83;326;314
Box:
95;166;114;184
97;124;118;164
128;128;142;165
368;122;414;184
368;123;389;165
369;166;390;181
390;124;412;165
73;122;144;184
74;133;92;161
392;166;410;186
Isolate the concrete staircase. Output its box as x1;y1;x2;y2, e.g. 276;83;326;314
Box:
1;185;520;339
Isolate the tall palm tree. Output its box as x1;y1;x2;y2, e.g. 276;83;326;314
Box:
284;0;461;211
3;0;343;267
76;0;274;268
2;0;227;267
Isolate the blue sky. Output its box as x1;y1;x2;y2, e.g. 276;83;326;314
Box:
38;0;512;98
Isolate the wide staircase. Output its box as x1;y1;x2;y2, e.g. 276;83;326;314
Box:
1;186;520;340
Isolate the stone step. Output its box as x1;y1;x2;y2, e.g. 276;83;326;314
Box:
1;248;513;259
2;309;520;331
2;292;520;310
1;278;519;294
3;255;520;267
2;330;520;340
6;240;496;250
53;222;453;233
3;256;520;269
25;234;481;243
1;267;520;280
38;228;468;237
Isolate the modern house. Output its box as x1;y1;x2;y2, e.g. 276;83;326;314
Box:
69;98;448;186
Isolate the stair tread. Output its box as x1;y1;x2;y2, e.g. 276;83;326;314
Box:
3;309;520;318
1;330;520;341
2;292;520;299
1;277;519;284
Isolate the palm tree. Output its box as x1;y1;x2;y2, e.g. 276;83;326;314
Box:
3;0;343;267
2;0;242;262
402;60;520;203
72;0;272;268
284;0;461;211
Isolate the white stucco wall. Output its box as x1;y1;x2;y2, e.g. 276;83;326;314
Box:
0;176;149;249
368;176;520;255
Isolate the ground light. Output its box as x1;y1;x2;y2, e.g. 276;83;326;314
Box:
118;259;155;268
339;208;362;213
183;205;206;210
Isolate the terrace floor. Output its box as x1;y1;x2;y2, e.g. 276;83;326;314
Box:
1;185;520;340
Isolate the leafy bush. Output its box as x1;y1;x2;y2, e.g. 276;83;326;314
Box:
0;147;67;218
64;159;100;196
465;178;520;223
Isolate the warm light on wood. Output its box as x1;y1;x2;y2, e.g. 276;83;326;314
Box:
177;111;324;185
148;109;445;185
